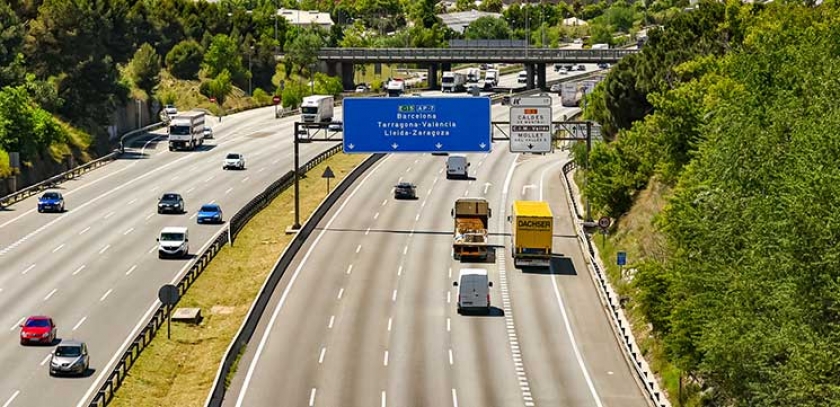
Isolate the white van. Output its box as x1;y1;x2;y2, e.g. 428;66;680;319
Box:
157;227;189;259
446;154;470;179
454;268;493;314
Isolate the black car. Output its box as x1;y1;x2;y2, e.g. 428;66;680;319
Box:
394;182;417;199
157;193;185;214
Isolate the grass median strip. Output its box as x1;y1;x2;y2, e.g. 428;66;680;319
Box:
110;152;368;407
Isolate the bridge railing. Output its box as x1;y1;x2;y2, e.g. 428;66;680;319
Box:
318;47;638;62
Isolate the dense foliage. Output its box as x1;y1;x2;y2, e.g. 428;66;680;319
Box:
582;1;840;404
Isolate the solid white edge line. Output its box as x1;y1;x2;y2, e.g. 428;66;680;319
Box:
552;267;604;406
234;156;389;407
2;390;19;407
76;222;228;407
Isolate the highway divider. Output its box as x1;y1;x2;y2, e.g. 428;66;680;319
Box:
85;142;362;407
560;160;672;407
203;151;385;407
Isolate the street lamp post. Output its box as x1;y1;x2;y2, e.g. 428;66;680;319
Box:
248;45;254;96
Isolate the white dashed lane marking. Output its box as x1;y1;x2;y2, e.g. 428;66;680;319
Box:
52;244;65;253
43;289;57;301
72;316;87;331
22;264;35;275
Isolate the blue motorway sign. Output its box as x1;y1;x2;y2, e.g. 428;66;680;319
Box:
343;97;491;153
617;251;627;266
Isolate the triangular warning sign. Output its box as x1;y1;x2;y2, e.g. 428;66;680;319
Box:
322;166;335;179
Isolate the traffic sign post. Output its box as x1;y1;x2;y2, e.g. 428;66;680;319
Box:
273;95;281;118
343;97;491;153
158;284;180;340
617;251;627;278
509;95;552;153
322;166;335;195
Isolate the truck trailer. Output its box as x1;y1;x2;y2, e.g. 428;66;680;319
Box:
510;201;554;268
483;69;499;90
386;79;406;97
301;95;334;123
452;198;492;260
442;71;467;93
168;111;205;151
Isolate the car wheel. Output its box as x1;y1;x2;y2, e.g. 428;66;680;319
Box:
37;208;42;213
157;209;162;214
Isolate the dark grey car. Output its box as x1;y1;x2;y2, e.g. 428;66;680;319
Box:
50;340;89;376
158;193;185;214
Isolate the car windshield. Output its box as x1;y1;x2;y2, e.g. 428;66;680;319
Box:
161;194;179;201
200;205;219;213
55;346;82;357
160;233;185;241
226;154;240;159
42;193;60;200
25;319;50;328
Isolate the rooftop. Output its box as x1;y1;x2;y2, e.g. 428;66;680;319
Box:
278;8;334;27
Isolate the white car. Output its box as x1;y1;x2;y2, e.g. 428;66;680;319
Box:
328;121;343;132
223;153;245;170
559;68;568;75
204;127;214;139
164;104;178;116
355;85;368;93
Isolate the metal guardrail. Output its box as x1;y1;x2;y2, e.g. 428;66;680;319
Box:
0;122;168;208
318;47;638;63
560;160;671;407
86;143;349;407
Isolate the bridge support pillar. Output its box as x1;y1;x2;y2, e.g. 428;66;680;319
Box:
428;64;439;90
537;63;547;90
327;62;338;77
525;64;536;90
340;62;355;91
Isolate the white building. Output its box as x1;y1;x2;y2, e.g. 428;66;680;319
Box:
562;17;588;27
278;9;334;28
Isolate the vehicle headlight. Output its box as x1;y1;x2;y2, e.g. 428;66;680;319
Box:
41;332;50;337
50;360;60;367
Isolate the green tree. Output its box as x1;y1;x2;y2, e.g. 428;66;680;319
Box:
478;0;502;13
455;0;475;12
166;40;204;80
201;68;233;106
409;0;440;29
284;31;323;77
128;43;161;99
340;21;371;47
465;16;511;40
203;34;249;88
313;73;343;96
0;2;25;87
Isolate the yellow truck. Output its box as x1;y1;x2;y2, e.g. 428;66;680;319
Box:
510;201;553;268
452;197;492;260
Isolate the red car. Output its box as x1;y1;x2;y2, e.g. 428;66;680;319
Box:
19;316;56;345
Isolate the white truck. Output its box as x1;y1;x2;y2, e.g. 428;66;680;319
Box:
386;79;406;97
561;82;583;107
442;71;466;93
168;111;205;151
591;43;610;50
483;69;499;89
466;68;480;83
301;95;334;123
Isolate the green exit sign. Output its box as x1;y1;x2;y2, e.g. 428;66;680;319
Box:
398;105;415;113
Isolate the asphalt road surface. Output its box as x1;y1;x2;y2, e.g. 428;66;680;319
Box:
0;70;537;407
223;95;649;407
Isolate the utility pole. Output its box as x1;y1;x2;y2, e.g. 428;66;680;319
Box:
248;45;254;96
274;0;278;55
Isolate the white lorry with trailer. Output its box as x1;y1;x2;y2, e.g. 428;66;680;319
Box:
483;69;499;89
442;71;467;93
301;95;334;123
168;111;205;151
386;79;406;97
591;43;610;50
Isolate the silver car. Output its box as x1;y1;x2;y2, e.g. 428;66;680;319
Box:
50;340;89;376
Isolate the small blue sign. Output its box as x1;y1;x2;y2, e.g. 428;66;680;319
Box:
617;251;627;266
343;97;492;153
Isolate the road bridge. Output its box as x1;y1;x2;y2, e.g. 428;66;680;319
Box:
319;47;638;90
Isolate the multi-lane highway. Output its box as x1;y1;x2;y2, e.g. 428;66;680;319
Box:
0;105;343;407
0;66;606;407
223;94;649;406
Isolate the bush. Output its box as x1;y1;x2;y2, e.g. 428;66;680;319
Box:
166;40;204;80
251;88;271;105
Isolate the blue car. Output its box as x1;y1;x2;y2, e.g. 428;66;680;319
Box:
37;191;65;213
196;204;223;224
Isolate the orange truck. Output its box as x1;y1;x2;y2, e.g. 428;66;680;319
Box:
452;198;492;260
510;201;554;268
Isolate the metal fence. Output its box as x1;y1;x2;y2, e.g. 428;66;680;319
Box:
449;39;528;48
560;160;671;407
86;143;350;407
318;47;638;63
